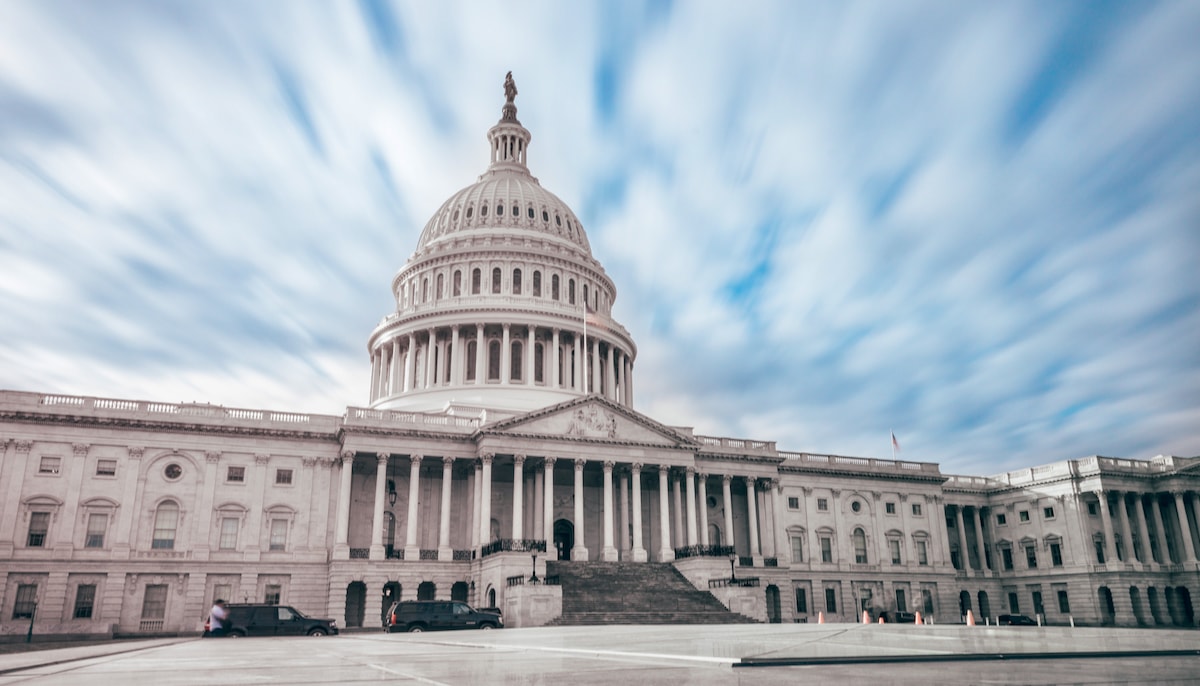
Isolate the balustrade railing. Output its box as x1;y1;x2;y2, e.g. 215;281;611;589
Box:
763;557;779;567
386;547;403;560
349;548;369;559
673;544;735;560
480;539;547;558
419;549;439;560
709;577;760;588
738;556;754;567
453;549;473;561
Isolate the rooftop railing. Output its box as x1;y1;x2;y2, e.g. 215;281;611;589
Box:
24;392;338;430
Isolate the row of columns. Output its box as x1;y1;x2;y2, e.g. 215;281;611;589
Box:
368;324;633;405
334;452;782;563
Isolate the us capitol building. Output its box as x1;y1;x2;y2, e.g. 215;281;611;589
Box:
2;77;1197;638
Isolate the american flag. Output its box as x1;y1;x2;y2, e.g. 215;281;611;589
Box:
891;431;900;453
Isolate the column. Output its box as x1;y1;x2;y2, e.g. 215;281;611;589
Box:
450;326;461;385
1150;494;1170;563
573;333;582;391
616;350;626;405
684;467;698;546
602;461;618;560
405;333;416;391
335;451;354;547
511;455;525;539
572;459;588;560
955;505;970;570
722;475;736;552
404;455;423;558
424;329;436;388
469;461;480;551
501;324;511;384
551;329;561;388
625;357;633;406
438;457;454;559
591;337;601;394
526;326;536;386
671;472;684;547
972;506;989;571
369;351;379;399
1096;490;1118;563
479;454;493;545
475;324;486;386
533;467;545;540
771;479;786;562
606;344;616;400
657;467;673;561
370;453;388;559
631;463;647;561
1133;493;1152;565
698;473;710;546
1172;491;1196;562
543;458;556;554
391;338;402;394
745;478;761;557
934;498;952;566
1115;490;1135;562
619;469;630;554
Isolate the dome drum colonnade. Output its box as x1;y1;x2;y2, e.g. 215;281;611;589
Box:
333;449;786;566
366;74;634;416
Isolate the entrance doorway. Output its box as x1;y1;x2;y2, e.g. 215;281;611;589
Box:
1098;586;1115;625
766;585;781;623
417;581;436;600
345;581;366;628
451;581;469;602
554;519;574;560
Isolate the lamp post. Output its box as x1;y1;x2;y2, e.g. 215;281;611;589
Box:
25;600;37;644
530;553;539;583
728;552;737;582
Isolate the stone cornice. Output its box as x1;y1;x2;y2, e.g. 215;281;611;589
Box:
1;410;339;443
779;463;948;484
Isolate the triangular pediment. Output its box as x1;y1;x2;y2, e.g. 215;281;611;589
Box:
479;395;698;448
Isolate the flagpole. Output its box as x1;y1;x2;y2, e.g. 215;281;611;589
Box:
582;303;588;395
891;430;895;461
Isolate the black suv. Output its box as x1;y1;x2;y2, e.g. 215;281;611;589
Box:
997;614;1038;626
207;604;339;637
386;601;502;633
880;610;916;623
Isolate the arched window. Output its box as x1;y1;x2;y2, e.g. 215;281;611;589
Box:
852;528;867;564
422;278;429;303
488;341;501;381
568;279;576;305
551;274;560;300
472;268;481;295
511;341;523;382
513;269;522;295
527;206;535;220
583;283;589;305
466;340;477;381
532;271;542;297
436;273;444;300
453;270;462;297
152;501;179;550
491;268;501;294
534;342;544;383
481;204;488;217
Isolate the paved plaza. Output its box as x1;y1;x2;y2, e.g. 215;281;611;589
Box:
2;624;1199;685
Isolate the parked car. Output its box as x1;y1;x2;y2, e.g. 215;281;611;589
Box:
386;600;503;633
880;610;916;623
204;604;339;637
997;614;1038;626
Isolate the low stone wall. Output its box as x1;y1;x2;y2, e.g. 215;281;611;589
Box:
503;584;562;628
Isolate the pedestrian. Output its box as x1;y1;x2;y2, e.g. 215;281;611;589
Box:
209;599;228;637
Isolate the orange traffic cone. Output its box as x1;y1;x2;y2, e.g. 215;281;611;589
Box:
818;611;825;624
862;610;871;624
915;611;923;625
966;609;976;626
878;616;885;624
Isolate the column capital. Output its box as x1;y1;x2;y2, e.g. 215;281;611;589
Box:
73;443;90;458
801;486;813;495
255;453;270;465
685;466;696;476
1170;489;1187;498
697;471;708;479
544;456;557;468
376;453;390;465
14;439;33;454
480;453;494;466
441;456;455;467
574;458;586;471
340;450;355;463
513;454;527;468
203;450;218;463
410;454;423;467
603;460;615;472
722;473;733;485
830;489;841;498
631;461;643;473
302;456;319;468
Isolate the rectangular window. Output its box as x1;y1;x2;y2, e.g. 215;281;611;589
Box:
85;513;107;548
885;502;896;515
227;466;245;483
922;588;934;614
820;536;833;563
1095;539;1106;564
1050;543;1063;567
1043;506;1055;519
817;498;828;512
74;584;96;619
791;536;804;563
795;588;807;614
824;588;837;614
141;585;167;620
1008;592;1019;614
1002;547;1014;570
890;539;902;564
275;469;293;485
13;584;38;619
787;496;800;510
264;584;281;605
895;588;907;612
1032;590;1045;616
1019;510;1030;522
996;513;1007;526
917;540;928;565
1025;545;1037;568
96;459;117;477
1057;590;1070;614
38;456;61;474
269;519;288;551
911;503;922;516
219;517;239;550
1087;501;1099;516
27;512;49;547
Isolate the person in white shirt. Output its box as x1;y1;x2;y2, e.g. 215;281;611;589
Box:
209;599;229;637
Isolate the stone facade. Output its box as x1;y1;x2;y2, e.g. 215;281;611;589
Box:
1;78;1196;637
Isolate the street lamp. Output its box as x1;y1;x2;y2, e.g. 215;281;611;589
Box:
530;553;539;583
728;552;737;582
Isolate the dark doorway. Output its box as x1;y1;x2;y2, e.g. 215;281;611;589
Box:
1098;586;1115;625
554;519;574;560
977;591;991;622
1178;587;1195;626
766;585;782;623
958;590;972;620
345;581;366;628
1129;586;1145;626
1148;586;1164;625
451;581;469;602
417;581;436;600
487;587;497;608
382;582;401;627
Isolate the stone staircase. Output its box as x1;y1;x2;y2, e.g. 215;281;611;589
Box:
545;561;759;625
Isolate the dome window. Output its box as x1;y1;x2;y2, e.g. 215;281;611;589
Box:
527;207;535;219
453;209;460;221
542;210;549;222
555;214;561;227
497;204;503;216
568;278;576;305
491;268;502;294
471;268;481;295
481;204;488;217
453;270;462;297
512;204;519;217
513;268;522;295
467;206;473;219
551;274;560;301
532;271;541;297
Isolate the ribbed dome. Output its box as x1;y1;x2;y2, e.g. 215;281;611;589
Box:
414;170;592;254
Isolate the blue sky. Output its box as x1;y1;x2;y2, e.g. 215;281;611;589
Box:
1;1;1197;475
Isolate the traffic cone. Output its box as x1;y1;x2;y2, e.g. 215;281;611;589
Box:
915;611;923;625
862;610;870;624
966;609;976;626
818;611;825;624
878;616;885;624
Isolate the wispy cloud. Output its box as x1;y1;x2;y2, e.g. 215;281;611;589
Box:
1;1;1197;475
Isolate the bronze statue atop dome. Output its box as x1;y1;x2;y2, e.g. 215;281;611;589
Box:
504;71;518;104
